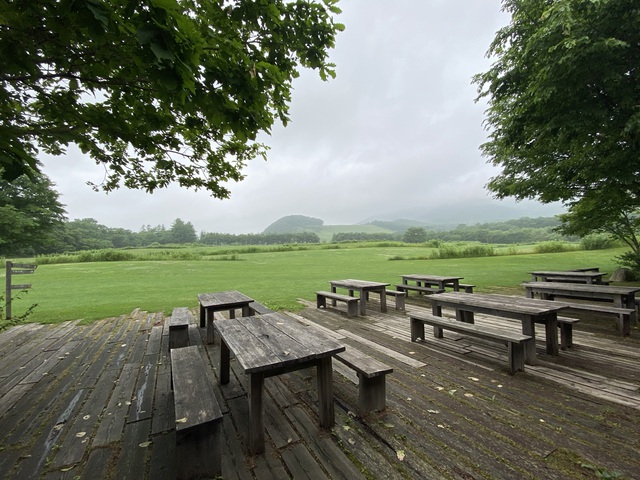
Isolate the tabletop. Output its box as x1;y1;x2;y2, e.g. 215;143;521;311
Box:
401;274;464;282
330;279;390;289
429;291;566;315
530;271;607;283
522;282;640;295
197;290;253;309
215;312;345;374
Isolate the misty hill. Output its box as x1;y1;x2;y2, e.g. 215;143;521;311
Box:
262;215;324;234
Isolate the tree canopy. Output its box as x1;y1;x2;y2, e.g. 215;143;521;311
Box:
0;0;343;196
474;0;639;227
475;0;639;201
0;170;67;256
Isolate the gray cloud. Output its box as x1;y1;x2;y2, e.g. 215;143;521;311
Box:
40;0;563;234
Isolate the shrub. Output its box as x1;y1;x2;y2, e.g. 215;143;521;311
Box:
431;245;495;259
614;251;640;280
580;233;613;251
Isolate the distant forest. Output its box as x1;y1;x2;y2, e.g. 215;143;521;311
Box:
7;216;580;258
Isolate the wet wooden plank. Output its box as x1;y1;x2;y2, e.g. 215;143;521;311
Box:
112;418;151;479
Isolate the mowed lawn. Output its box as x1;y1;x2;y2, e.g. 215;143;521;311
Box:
5;245;630;324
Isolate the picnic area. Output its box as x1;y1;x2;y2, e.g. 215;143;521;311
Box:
1;267;640;480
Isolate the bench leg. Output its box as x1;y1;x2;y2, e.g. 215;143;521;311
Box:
508;342;526;374
317;294;327;309
347;301;358;317
395;293;405;310
410;318;425;341
176;420;222;480
559;323;573;349
619;314;631;336
169;325;189;349
358;374;386;415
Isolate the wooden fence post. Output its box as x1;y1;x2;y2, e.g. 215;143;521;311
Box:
5;261;37;320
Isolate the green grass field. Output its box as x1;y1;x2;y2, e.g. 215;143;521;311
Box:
2;244;631;325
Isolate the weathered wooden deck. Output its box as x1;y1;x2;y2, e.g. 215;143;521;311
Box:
1;295;639;479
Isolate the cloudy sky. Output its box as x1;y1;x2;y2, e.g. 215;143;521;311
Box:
40;0;564;234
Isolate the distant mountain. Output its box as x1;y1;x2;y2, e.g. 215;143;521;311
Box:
365;219;432;233
357;198;565;228
262;215;324;234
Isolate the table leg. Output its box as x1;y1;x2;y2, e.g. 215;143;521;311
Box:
229;308;236;319
331;286;337;307
207;313;215;344
199;303;206;328
521;316;538;365
316;357;335;428
248;372;265;454
627;294;638;325
545;313;559;356
456;309;474;323
432;303;442;316
357;288;366;315
379;289;387;313
242;305;251;316
220;339;230;384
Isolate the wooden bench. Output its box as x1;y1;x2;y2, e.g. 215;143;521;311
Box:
562;303;636;336
364;289;406;310
410;313;533;374
385;289;406;310
248;301;274;315
456;283;476;293
169;307;192;349
316;291;359;317
395;284;445;296
557;316;580;349
335;348;393;415
170;345;223;479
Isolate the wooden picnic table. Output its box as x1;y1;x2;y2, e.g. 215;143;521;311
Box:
400;274;464;291
197;290;254;343
529;270;607;284
330;279;390;315
427;292;567;363
522;282;640;310
215;312;345;454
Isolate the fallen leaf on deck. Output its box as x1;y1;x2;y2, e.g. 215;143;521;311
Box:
76;432;86;438
397;450;405;461
176;417;188;423
139;441;152;448
468;377;479;382
464;393;474;398
427;409;439;414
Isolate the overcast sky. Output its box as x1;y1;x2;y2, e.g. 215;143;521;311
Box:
40;0;564;234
